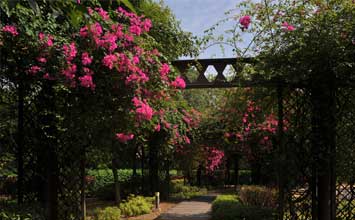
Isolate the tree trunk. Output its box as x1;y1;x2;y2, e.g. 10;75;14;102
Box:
162;160;170;200
141;145;145;194
149;135;159;194
17;80;24;205
112;158;121;205
225;157;231;185
234;155;240;187
133;144;138;177
197;164;202;187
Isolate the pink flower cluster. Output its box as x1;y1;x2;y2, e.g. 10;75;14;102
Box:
239;15;251;30
117;7;152;36
132;97;154;121
159;63;170;80
81;52;93;65
282;22;295;31
79;75;95;90
63;43;77;62
171;76;186;89
116;133;134;143
27;66;41;75
102;54;117;69
39;33;54;47
2;25;19;36
206;147;225;172
16;5;195;147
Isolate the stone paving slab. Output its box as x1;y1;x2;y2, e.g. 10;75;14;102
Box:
158;194;216;220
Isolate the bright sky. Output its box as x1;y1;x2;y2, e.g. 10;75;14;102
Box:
160;0;240;59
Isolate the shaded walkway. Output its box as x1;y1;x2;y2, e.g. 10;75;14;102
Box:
158;194;217;220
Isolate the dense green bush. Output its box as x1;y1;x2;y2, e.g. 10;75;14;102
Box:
170;179;207;200
93;207;121;220
119;195;154;217
239;185;277;209
87;169;179;198
212;195;275;220
86;169;141;198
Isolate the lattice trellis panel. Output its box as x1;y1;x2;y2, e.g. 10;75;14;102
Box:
336;88;355;220
57;142;84;220
282;88;313;220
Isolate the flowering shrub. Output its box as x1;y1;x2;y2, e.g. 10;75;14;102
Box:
205;147;225;172
0;4;198;149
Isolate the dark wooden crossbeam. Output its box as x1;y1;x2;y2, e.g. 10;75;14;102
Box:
172;58;355;89
171;58;281;89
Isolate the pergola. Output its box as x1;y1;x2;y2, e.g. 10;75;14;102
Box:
9;58;355;220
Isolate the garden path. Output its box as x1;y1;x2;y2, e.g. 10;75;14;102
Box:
158;193;217;220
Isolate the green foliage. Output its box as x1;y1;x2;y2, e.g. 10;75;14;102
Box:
138;0;198;60
0;202;45;220
119;195;153;217
170;179;207;200
238;185;277;209
0;212;32;220
94;207;121;220
212;195;275;220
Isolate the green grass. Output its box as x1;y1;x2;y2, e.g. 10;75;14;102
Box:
212;194;276;220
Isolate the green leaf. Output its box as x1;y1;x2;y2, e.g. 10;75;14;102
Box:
117;0;136;14
27;0;40;15
69;9;83;28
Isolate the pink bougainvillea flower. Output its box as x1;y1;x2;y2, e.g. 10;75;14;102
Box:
87;7;94;15
95;7;110;20
38;33;53;47
89;22;103;37
27;66;41;75
63;43;77;61
37;57;47;63
159;63;170;80
102;54;117;69
155;124;161;132
132;56;140;64
39;32;45;41
239;15;251;30
43;73;55;80
142;19;152;32
132;97;154;121
136;102;154;121
116;133;134;143
206;147;224;172
83;67;94;75
77;0;81;4
81;52;93;65
80;26;88;38
79;75;95;90
282;22;295;31
46;35;54;47
129;25;142;36
2;25;19;36
183;136;191;144
171;76;186;89
61;63;77;80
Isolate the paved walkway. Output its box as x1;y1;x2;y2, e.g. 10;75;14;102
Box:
158;194;216;220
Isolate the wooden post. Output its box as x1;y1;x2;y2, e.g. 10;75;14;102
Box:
17;79;24;205
81;146;86;220
311;71;336;220
277;85;284;220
